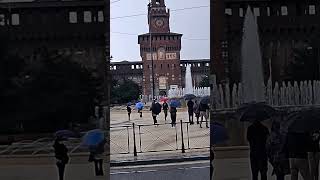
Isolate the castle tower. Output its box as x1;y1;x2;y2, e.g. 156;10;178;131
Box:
138;0;182;96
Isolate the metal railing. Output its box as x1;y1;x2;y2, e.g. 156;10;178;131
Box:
110;120;210;156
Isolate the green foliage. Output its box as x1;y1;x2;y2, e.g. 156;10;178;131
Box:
285;46;319;81
199;75;210;87
0;48;101;133
111;79;140;104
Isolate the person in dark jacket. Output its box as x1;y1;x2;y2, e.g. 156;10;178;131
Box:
170;106;177;127
308;130;320;180
193;100;200;124
53;138;69;180
150;100;161;124
247;121;269;180
89;139;106;176
284;132;312;180
266;121;290;180
127;103;132;121
162;101;169;122
187;100;195;125
199;103;209;128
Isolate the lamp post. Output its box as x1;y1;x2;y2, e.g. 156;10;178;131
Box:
148;0;155;99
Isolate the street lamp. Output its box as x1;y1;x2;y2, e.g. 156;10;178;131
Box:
148;0;155;99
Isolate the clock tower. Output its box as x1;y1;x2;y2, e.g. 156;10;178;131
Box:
138;0;182;96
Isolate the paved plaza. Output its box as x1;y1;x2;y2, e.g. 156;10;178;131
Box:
110;107;210;157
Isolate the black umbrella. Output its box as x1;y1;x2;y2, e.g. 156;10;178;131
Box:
288;108;320;133
200;96;210;104
184;94;196;100
236;101;276;122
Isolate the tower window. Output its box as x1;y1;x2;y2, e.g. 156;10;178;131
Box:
225;8;232;15
69;12;77;23
131;65;135;69
84;11;92;23
253;7;260;16
0;14;4;26
309;5;316;15
11;14;20;25
267;7;271;16
98;11;104;22
239;8;244;17
281;6;288;16
161;64;163;69
167;64;170;68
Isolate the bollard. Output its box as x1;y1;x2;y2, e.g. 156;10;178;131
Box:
133;123;137;157
180;120;185;153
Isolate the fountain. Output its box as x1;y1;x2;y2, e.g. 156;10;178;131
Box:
184;64;193;95
167;64;210;98
241;6;265;103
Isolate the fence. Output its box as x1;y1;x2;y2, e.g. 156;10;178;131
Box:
110;120;210;156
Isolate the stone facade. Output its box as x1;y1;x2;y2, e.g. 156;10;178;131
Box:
215;0;320;84
110;59;210;93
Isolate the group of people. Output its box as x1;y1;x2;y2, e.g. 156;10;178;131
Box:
247;119;320;180
53;137;105;180
186;99;210;128
126;99;210;128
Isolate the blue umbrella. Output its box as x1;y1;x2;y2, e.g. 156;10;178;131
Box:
169;99;181;108
82;129;105;147
211;122;229;145
54;130;76;139
135;102;144;110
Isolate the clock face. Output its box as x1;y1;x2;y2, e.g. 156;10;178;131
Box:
155;18;164;28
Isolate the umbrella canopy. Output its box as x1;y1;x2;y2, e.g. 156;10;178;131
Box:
236;101;276;122
82;129;105;147
169;99;181;108
135;102;144;110
160;97;169;103
54;130;77;139
288;108;320;133
184;94;196;100
211;122;229;145
200;96;210;105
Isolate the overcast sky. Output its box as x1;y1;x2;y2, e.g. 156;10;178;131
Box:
110;0;210;62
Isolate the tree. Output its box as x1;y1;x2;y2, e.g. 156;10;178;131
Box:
199;75;210;87
0;47;101;133
111;79;140;104
285;41;320;81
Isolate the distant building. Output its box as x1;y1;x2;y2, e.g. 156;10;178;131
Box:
110;59;210;93
111;0;210;96
0;0;108;102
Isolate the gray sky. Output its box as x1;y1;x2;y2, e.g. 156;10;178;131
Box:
110;0;210;62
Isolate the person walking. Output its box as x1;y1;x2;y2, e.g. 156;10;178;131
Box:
89;140;106;176
150;100;161;124
53;138;69;180
193;100;200;124
199;102;209;128
247;120;269;180
308;131;320;180
170;106;177;127
126;103;132;121
162;101;169;122
284;132;312;180
187;100;194;125
266;121;290;180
